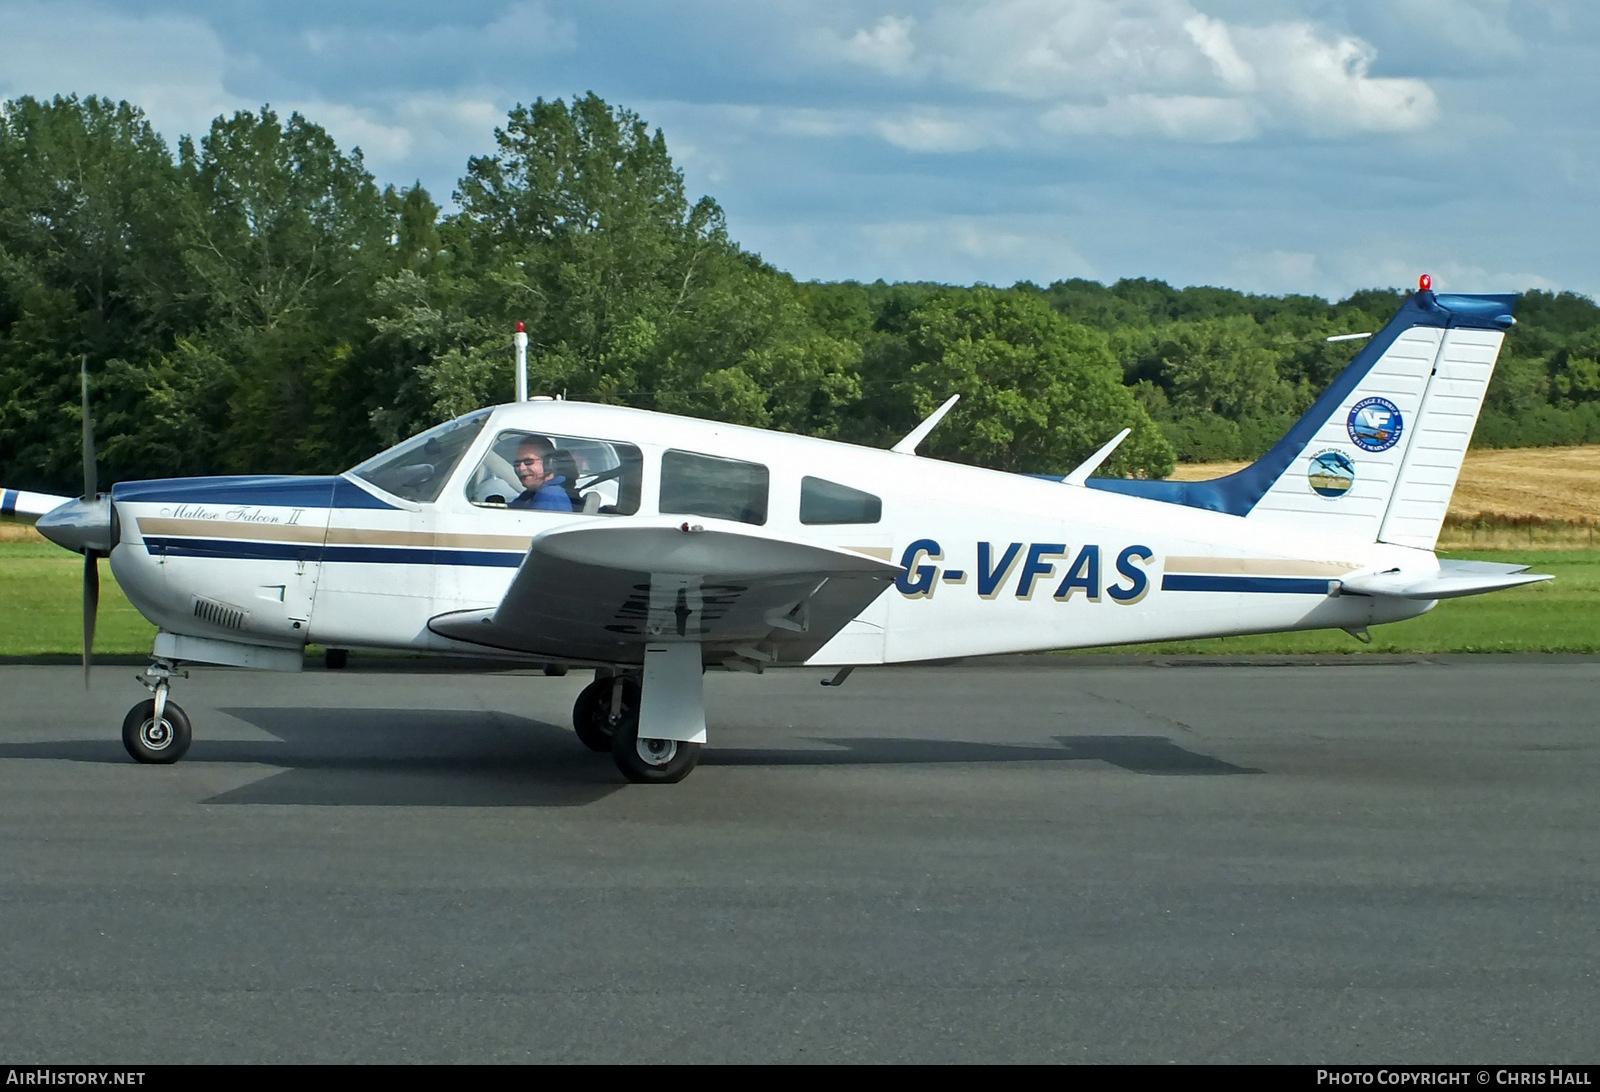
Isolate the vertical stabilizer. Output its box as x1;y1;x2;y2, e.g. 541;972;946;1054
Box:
1085;288;1515;546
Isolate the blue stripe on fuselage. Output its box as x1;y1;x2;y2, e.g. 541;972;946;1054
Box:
141;536;523;568
1160;574;1333;595
1;489;15;517
113;475;398;509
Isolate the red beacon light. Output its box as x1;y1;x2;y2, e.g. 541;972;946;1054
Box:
1418;273;1432;292
515;320;526;332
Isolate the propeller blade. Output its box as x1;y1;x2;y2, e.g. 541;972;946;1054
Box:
81;356;97;501
83;552;99;689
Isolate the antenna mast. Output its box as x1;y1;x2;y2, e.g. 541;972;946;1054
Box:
514;321;528;402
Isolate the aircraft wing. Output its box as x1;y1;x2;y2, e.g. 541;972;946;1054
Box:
427;519;902;666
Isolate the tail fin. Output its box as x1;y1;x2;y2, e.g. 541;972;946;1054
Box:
1088;288;1515;548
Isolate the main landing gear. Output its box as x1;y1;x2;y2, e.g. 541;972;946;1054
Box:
572;646;705;784
122;658;191;764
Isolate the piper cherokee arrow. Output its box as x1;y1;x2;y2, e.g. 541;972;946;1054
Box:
3;281;1550;784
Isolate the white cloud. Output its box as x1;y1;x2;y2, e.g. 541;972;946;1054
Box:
841;15;918;76
831;0;1437;144
877;112;1000;153
1334;251;1559;298
848;216;1099;284
0;1;232;143
1234;22;1436;136
294;94;505;184
0;1;519;196
302;2;575;60
1041;93;1258;142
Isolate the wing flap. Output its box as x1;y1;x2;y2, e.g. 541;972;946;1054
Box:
428;520;901;664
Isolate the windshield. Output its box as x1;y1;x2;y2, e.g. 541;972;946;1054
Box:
347;409;491;503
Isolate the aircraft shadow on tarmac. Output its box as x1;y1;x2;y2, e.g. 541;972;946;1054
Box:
0;707;1257;807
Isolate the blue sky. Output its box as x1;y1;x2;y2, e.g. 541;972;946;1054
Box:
0;1;1594;300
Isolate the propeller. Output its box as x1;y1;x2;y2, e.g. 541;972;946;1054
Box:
81;356;98;689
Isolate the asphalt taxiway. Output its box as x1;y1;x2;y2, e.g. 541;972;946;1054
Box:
0;656;1595;1063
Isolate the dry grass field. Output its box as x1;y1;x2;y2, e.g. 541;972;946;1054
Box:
1171;445;1600;548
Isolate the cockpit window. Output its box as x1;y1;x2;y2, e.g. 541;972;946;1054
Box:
800;477;882;525
348;409;490;503
468;430;643;515
660;450;769;526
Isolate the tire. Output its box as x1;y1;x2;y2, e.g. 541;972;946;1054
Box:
572;676;639;753
324;648;348;669
611;716;702;785
122;698;192;764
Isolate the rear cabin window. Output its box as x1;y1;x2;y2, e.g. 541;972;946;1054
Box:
800;477;882;525
660;450;769;526
467;430;643;515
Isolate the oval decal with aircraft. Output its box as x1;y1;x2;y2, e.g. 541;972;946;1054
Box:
1347;397;1403;452
1307;450;1356;498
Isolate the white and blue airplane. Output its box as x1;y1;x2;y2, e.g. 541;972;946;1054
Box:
2;281;1551;783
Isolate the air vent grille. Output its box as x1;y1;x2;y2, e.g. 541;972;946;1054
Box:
193;597;245;630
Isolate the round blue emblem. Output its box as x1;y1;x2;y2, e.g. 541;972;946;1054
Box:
1308;450;1355;498
1347;397;1403;452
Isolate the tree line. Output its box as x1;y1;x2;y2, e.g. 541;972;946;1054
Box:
3;92;1597;496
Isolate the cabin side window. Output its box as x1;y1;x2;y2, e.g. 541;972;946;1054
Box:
467;430;643;515
659;450;769;526
799;476;882;525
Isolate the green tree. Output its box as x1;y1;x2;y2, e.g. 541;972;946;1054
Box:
895;289;1173;477
161;107;395;472
0;95;186;490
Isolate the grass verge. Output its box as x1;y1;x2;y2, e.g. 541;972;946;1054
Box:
0;543;1595;658
1076;550;1600;655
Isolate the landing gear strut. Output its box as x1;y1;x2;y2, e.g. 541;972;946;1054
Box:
123;659;191;764
572;650;707;783
571;674;639;753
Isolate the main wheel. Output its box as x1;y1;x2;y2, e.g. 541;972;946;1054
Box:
572;676;639;753
612;716;702;785
122;698;192;764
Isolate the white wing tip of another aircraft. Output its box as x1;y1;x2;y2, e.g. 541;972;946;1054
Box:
891;394;961;455
1063;428;1132;486
1;488;76;524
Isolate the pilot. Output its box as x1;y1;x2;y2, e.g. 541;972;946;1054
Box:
508;436;576;511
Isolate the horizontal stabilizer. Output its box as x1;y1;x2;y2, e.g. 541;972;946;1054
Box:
1;488;73;523
1341;559;1551;600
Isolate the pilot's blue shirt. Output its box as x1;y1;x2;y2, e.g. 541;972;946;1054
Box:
510;476;574;512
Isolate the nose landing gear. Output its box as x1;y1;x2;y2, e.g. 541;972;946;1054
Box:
122;659;191;764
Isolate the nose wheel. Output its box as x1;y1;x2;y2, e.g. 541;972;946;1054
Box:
122;697;191;763
123;659;192;764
